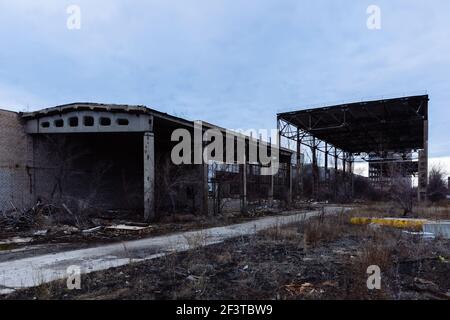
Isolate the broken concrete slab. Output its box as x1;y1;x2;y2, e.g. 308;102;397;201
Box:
82;226;103;233
402;231;435;239
0;237;33;245
423;221;450;239
105;224;152;232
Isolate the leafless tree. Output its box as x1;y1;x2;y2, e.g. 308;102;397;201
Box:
155;155;203;216
389;168;414;216
428;165;447;203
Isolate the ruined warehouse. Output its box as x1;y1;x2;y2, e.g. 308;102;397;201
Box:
0;103;294;220
0;95;430;221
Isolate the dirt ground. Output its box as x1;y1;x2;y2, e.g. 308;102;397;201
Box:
6;208;450;300
0;206;302;254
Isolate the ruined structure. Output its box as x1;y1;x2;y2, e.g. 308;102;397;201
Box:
0;95;430;219
0;103;293;220
277;95;429;201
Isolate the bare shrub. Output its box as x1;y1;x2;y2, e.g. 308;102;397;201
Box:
300;212;348;247
155;156;203;217
214;251;233;264
428;165;448;203
183;231;208;249
357;239;395;270
389;173;414;216
418;206;450;220
259;224;300;242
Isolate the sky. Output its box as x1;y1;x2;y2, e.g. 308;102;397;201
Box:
0;0;449;174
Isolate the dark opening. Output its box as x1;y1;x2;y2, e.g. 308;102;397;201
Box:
41;121;50;128
69;117;79;127
100;117;111;126
83;116;95;127
117;118;129;126
54;119;64;127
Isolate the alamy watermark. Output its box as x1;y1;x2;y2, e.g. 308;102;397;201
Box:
366;265;381;290
66;265;81;290
66;5;81;30
366;5;381;30
171;121;280;175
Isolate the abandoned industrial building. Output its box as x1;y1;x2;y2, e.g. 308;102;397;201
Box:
0;94;429;221
0;102;293;221
278;94;429;203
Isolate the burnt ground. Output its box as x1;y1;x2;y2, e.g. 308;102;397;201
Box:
5;212;450;300
0;207;306;259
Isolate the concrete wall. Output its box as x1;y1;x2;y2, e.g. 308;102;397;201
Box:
0;110;33;212
0;110;287;218
0;109;205;218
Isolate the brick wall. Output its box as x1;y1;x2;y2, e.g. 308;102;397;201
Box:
0;109;33;212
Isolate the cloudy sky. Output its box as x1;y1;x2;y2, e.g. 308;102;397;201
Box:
0;0;449;171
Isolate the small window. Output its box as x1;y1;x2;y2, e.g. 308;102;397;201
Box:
41;121;50;128
69;117;79;127
117;118;129;126
100;117;111;126
54;119;64;127
83;116;94;127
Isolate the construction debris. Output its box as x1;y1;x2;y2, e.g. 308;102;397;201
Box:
402;231;435;239
0;207;35;231
423;221;450;239
284;282;315;296
105;224;152;234
82;226;103;234
283;281;338;297
0;237;33;245
32;230;48;236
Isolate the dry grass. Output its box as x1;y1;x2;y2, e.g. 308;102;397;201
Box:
7;204;450;300
259;224;301;242
214;251;233;264
348;203;450;220
417;206;450;220
300;211;354;247
183;231;208;249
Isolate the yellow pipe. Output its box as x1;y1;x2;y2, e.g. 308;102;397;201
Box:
350;217;428;230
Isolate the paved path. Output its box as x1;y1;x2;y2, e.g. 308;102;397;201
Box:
0;207;345;294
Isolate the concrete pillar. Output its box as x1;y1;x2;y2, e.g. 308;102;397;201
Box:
342;153;347;197
268;137;275;206
324;143;329;182
296;129;303;199
202;162;209;215
334;148;338;200
268;167;274;207
240;158;247;213
312;138;318;200
418;120;428;202
350;154;354;199
288;157;293;206
143;132;155;221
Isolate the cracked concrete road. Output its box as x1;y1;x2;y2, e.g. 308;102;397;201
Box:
0;207;347;295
